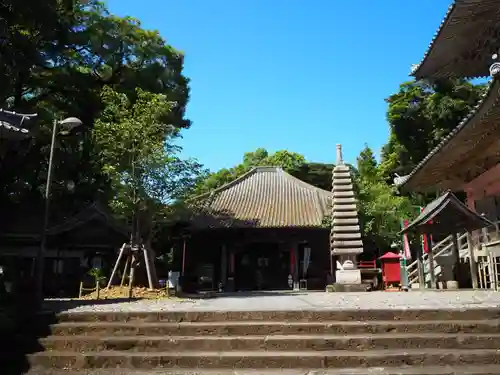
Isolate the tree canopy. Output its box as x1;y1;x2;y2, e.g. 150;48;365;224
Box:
0;0;191;212
380;79;486;180
93;87;203;241
355;145;414;249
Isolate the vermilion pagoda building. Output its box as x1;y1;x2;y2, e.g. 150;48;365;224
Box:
397;0;500;225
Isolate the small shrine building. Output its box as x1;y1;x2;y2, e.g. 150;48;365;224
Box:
0;203;128;297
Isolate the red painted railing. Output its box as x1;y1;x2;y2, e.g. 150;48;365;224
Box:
358;260;377;269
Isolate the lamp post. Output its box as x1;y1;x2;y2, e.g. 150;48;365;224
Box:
36;117;83;306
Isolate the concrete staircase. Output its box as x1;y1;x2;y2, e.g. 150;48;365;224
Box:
10;308;500;374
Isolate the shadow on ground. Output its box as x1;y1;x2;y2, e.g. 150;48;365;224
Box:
0;296;140;375
181;290;321;299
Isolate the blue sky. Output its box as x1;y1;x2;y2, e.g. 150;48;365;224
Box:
107;0;451;172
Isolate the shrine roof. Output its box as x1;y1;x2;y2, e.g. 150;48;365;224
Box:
46;202;129;237
0;202;128;240
411;0;500;79
0;121;31;140
187;166;332;229
396;77;500;192
379;251;400;260
0;110;37;141
401;191;493;235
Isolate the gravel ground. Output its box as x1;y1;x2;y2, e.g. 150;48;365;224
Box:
42;290;500;313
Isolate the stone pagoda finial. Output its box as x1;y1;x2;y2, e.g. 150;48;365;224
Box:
336;144;343;165
330;144;364;287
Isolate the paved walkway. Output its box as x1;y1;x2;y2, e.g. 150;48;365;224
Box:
44;290;500;313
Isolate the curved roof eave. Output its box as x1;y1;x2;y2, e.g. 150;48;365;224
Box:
399;76;500;191
188;166;332;203
410;2;456;78
411;0;500;80
187;167;267;204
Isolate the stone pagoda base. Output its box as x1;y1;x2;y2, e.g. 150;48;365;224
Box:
335;268;362;284
332;268;368;292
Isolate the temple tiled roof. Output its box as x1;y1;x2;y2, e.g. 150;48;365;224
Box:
188;166;332;229
411;0;500;79
397;77;500;192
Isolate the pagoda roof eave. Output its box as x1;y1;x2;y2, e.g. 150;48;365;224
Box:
411;0;500;80
398;77;500;193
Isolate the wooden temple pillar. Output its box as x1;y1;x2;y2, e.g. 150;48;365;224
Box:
181;235;188;277
291;242;299;291
417;244;425;289
466;232;479;289
227;250;235;292
451;233;461;286
465;189;479;289
220;244;228;291
425;233;437;289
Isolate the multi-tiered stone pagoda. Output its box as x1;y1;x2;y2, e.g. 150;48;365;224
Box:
330;144;364;286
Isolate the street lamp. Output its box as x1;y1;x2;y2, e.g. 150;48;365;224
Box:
35;117;84;305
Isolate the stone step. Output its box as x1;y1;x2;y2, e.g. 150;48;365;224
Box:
20;366;500;375
45;308;500;323
26;348;500;369
45;319;500;336
35;333;500;352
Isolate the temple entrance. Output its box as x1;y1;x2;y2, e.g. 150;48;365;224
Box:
235;242;290;291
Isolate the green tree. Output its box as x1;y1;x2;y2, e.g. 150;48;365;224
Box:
355;145;414;250
92;87;204;247
0;0;191;211
356;144;378;180
290;162;334;191
191;149;307;196
242;148;269;166
381;79;486;179
265;150;305;172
